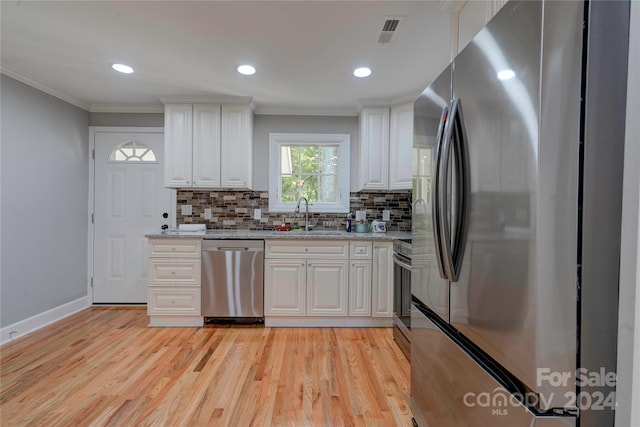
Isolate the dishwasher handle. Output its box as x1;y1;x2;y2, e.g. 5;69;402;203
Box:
212;247;250;251
201;240;264;252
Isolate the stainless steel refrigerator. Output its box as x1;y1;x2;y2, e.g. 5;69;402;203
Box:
411;1;630;426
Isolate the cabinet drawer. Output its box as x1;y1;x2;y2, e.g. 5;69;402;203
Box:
148;259;201;285
148;239;201;258
349;241;373;259
147;288;201;315
265;240;348;259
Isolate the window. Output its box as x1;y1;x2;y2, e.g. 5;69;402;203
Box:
269;133;350;213
109;140;157;162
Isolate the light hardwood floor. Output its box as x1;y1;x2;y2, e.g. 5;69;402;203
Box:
1;307;412;426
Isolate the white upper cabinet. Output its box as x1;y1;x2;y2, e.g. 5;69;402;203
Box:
389;102;414;190
164;104;193;187
192;104;221;187
358;104;413;191
164;102;252;189
358;107;390;190
220;104;253;188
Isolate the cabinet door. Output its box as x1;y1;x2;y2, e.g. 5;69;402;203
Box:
358;108;390;190
192;104;221;188
349;261;372;316
372;242;393;317
220;104;252;188
389;103;414;190
307;260;348;316
264;259;306;315
164;104;193;187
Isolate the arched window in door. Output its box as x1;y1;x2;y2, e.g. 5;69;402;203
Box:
109;140;157;162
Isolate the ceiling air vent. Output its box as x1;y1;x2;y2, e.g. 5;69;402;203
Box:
378;16;405;44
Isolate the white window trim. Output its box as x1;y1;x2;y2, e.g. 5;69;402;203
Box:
269;133;350;213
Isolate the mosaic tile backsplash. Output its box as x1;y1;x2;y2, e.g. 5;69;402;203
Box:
176;190;411;232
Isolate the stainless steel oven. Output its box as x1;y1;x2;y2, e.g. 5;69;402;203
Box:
392;238;411;358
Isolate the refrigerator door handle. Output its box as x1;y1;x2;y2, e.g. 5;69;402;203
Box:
438;98;471;282
432;105;449;280
450;98;471;281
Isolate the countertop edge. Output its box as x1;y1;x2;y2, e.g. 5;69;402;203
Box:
145;230;410;241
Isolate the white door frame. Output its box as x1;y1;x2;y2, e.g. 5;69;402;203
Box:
88;126;176;303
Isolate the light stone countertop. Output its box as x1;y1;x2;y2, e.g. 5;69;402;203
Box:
146;229;411;241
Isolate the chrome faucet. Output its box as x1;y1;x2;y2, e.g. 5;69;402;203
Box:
295;197;310;231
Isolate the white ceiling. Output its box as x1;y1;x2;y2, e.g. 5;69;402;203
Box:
1;1;453;115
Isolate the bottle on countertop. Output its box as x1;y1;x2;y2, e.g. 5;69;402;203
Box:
346;213;352;232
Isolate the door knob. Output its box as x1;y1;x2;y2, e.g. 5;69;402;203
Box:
162;212;169;218
161;224;169;230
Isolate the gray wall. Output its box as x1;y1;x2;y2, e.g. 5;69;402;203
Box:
252;114;358;191
1;75;89;327
89;112;163;127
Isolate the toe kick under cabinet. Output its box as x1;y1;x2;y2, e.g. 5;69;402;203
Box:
264;240;393;327
147;238;203;327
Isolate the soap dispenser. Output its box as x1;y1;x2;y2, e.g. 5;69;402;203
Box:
346;213;352;232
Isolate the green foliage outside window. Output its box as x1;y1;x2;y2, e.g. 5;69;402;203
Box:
280;145;338;203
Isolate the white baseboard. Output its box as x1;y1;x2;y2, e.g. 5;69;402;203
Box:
0;296;91;345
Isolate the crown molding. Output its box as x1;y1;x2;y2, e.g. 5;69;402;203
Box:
1;66;90;111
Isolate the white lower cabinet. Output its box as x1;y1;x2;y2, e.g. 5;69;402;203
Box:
372;242;394;317
307;260;348;316
147;288;201;315
146;238;203;327
349;261;372;316
264;240;390;326
264;259;306;315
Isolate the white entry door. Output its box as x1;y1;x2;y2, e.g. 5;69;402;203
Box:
93;130;172;303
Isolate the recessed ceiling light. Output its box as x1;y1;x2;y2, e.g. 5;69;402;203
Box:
112;63;134;74
354;67;372;78
497;69;515;80
237;65;256;75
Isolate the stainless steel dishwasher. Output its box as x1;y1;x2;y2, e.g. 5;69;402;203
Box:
201;240;264;323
